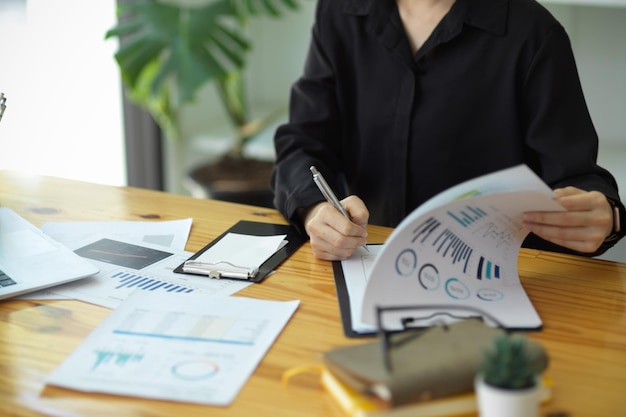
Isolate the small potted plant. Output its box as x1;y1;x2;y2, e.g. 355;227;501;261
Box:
475;333;547;417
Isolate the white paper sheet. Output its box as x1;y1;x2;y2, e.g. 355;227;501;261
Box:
24;236;252;308
19;219;195;301
41;218;193;250
360;165;565;330
339;245;383;334
46;291;300;406
191;232;288;273
20;219;254;307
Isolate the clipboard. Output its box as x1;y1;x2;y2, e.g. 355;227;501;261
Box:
331;243;542;338
174;220;306;283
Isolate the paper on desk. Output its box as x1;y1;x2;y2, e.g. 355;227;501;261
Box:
340;244;384;334
46;291;300;406
41;218;193;250
193;232;288;270
19;218;194;301
24;236;252;309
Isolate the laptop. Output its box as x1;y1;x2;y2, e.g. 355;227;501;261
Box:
0;207;99;300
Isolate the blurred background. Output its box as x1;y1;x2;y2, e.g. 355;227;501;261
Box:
0;0;624;260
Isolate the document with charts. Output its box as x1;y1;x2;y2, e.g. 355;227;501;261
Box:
30;234;252;309
46;291;299;406
339;165;565;335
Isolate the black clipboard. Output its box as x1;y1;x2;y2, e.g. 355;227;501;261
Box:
174;220;306;283
333;244;543;337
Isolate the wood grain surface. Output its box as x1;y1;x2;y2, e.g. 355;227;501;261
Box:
1;171;624;417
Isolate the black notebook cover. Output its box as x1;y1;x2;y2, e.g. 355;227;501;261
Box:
174;220;306;282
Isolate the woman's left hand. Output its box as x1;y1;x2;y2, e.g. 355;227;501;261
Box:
523;186;614;253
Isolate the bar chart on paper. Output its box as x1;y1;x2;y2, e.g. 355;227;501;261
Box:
46;292;300;406
47;237;251;309
110;271;194;293
410;211;509;280
53;253;206;308
83;303;269;382
113;308;265;346
447;205;488;227
359;165;562;330
89;346;221;382
91;349;144;372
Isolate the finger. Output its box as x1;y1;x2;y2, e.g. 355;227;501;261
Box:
523;220;606;253
522;188;613;253
306;203;367;257
554;189;604;212
311;201;367;244
318;204;366;237
310;237;357;261
552;186;582;199
342;195;369;228
308;217;361;260
523;221;588;243
523;210;585;228
523;214;609;253
524;190;611;228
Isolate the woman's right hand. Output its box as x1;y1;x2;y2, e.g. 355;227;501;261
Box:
301;195;369;260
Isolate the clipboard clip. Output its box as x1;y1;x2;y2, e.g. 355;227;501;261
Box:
182;260;259;280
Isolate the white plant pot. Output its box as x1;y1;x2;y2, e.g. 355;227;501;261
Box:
474;374;541;417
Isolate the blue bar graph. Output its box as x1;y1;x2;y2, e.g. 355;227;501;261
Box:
447;205;488;227
476;256;501;280
431;229;473;273
92;349;144;371
411;217;441;244
112;271;194;293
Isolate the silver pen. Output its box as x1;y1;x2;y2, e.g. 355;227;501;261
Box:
310;166;369;252
0;93;6;123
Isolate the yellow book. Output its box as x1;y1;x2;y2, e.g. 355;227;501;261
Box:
321;368;552;417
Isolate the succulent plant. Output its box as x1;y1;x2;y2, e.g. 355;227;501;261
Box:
480;333;544;390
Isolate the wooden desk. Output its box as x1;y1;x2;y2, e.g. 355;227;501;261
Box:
1;171;625;417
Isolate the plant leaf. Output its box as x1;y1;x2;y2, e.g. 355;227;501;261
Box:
106;0;301;151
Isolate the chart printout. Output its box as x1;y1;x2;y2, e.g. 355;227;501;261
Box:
29;235;252;308
360;165;564;330
46;291;300;406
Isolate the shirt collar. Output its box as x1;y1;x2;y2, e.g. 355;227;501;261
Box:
341;0;509;37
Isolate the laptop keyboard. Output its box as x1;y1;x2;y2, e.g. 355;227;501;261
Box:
0;269;17;287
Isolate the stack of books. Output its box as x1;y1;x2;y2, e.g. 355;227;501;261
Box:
321;367;480;417
320;320;551;417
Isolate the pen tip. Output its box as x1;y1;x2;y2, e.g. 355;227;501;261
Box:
310;166;318;174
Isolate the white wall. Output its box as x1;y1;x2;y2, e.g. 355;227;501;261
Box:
543;2;626;145
0;0;125;186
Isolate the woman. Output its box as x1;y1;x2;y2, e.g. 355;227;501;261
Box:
271;0;625;260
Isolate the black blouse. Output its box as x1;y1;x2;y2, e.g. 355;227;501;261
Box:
271;0;625;255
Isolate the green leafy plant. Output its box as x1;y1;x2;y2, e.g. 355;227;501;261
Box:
105;0;299;155
480;333;544;390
